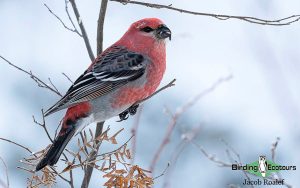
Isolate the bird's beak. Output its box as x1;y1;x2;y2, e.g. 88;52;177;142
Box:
156;24;172;40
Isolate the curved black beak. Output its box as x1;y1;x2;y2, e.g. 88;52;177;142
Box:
156;24;172;40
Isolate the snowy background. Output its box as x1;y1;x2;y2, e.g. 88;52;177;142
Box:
1;0;300;187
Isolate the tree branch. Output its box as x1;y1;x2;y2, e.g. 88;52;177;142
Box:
69;0;95;61
65;0;82;36
81;122;104;188
0;156;9;188
271;137;280;162
0;138;33;154
130;105;143;164
32;109;54;143
97;0;108;55
44;3;82;37
0;56;62;96
111;0;300;26
150;75;232;172
134;79;176;106
62;72;74;84
192;139;292;188
80;1;108;187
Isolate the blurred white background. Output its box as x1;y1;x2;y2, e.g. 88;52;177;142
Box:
0;0;300;187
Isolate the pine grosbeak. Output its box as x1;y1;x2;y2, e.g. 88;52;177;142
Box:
36;18;171;171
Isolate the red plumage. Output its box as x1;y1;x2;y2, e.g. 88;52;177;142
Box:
36;18;171;171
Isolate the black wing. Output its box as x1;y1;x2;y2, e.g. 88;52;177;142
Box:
44;46;148;116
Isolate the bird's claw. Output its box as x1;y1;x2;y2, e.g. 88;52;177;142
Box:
129;104;139;115
117;104;139;122
117;111;129;122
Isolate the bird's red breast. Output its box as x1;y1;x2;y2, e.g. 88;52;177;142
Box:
111;38;166;108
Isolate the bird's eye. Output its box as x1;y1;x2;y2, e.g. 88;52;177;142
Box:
141;26;154;33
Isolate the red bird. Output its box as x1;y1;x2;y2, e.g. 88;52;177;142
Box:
36;18;171;171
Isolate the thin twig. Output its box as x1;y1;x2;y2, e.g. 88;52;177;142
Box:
149;112;176;172
130;105;143;164
153;162;170;180
111;0;300;26
48;78;60;94
50;166;72;185
16;166;35;174
150;75;232;172
193;139;292;188
96;135;134;158
192;141;231;167
80;0;108;187
0;55;62;96
176;74;233;115
32;109;54;143
134;79;176;106
0;156;9;188
62;72;74;83
80;132;89;155
44;3;82;36
65;0;81;36
69;0;95;61
163;125;202;188
81;122;104;188
0;138;33;154
221;139;254;188
271;137;280;162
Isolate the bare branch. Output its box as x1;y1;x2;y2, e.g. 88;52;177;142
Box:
48;78;61;94
65;0;81;36
150;75;232;172
81;0;108;186
149;111;176;172
69;0;95;61
80;132;89;155
81;122;104;188
153;162;170;180
176;74;233;115
97;0;109;55
193;139;292;188
130;105;143;164
0;56;62;96
69;170;75;188
0;138;33;154
62;72;74;83
44;3;82;36
134;79;176;106
111;0;300;26
271;137;280;162
50;166;72;185
163;126;202;188
32;109;53;143
0;156;9;188
16;166;35;173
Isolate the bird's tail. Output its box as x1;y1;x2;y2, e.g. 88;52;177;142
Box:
36;123;76;171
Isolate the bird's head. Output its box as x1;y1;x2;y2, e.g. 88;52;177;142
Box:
124;18;172;43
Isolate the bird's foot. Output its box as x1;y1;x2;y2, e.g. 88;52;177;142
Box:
117;111;129;122
117;104;139;122
128;104;139;115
